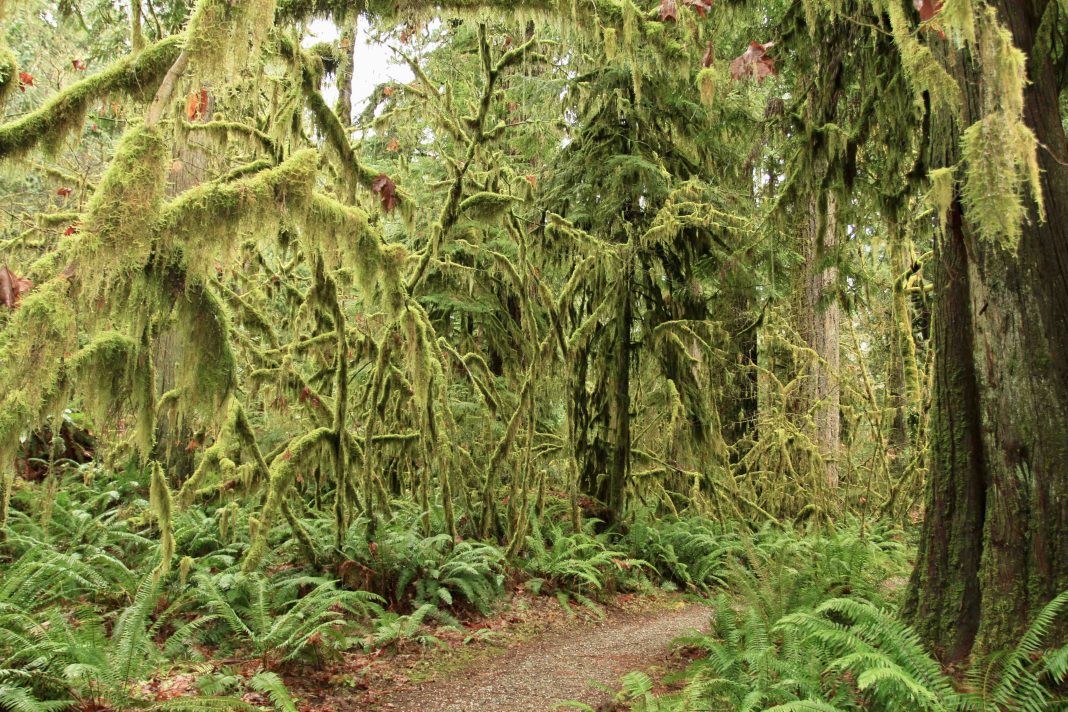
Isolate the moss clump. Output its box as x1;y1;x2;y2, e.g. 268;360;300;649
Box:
156;149;318;277
0;36;181;161
0;43;16;110
72;124;168;301
0;278;77;467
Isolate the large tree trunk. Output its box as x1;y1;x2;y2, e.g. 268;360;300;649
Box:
907;0;1068;658
800;191;841;489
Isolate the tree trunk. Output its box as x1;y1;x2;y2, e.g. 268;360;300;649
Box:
606;268;632;525
907;0;1068;658
801;191;841;489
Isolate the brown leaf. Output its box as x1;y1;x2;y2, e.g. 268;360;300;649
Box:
684;0;714;17
702;40;715;68
185;88;209;121
913;0;946;38
729;41;777;82
383;85;395;97
71;59;88;71
525;174;537;188
914;0;942;23
63;224;79;236
17;71;33;91
56;186;74;197
659;0;678;22
0;265;33;309
386;136;400;152
372;173;399;213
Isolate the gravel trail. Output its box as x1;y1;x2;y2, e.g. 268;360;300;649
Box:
375;602;710;711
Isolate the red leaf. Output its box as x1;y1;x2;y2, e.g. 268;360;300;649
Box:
386;136;400;153
185;88;209;121
71;59;88;71
913;0;946;38
383;85;395;97
729;41;777;82
56;187;74;197
702;40;715;68
17;71;33;91
684;0;714;17
0;265;33;309
659;0;678;22
914;0;942;22
525;174;537;188
63;224;79;236
371;173;399;213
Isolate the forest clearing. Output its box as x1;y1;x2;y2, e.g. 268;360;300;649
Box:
1;0;1067;710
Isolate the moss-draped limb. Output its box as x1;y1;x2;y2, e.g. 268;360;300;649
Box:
297;53;398;201
478;335;551;539
155;150;318;277
69;124;169;302
243;426;333;571
0;36;182;161
149;461;175;582
0;278;77;470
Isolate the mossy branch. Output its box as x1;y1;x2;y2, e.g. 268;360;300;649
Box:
0;36;182;160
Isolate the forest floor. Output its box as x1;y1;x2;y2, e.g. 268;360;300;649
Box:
286;591;710;711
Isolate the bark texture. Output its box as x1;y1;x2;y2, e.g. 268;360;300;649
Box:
801;191;841;489
907;0;1068;658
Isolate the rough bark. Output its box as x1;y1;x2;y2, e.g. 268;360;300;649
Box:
908;0;1068;658
800;191;841;489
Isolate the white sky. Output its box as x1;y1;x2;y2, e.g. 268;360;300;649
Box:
305;18;416;122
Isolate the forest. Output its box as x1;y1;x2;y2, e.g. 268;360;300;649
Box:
1;0;1067;709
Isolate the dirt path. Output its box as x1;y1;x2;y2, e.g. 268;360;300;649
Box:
373;602;710;711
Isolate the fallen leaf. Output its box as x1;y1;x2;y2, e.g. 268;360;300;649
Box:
383;85;395;97
386;136;400;152
71;59;88;71
0;265;33;308
702;40;714;68
729;41;777;82
56;186;74;197
659;0;678;22
525;174;537;188
63;224;79;236
17;71;33;91
372;173;399;213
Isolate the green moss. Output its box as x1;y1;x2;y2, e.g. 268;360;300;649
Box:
149;461;175;582
72;124;168;300
243;426;332;571
0;43;16;110
0;278;77;464
156;149;317;277
0;36;181;161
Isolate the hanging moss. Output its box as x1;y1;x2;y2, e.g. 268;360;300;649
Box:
185;0;277;80
173;281;237;419
243;426;332;571
149;461;175;582
0;278;77;469
156;150;317;277
72;124;168;301
0;43;16;110
0;36;181;161
883;0;961;116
